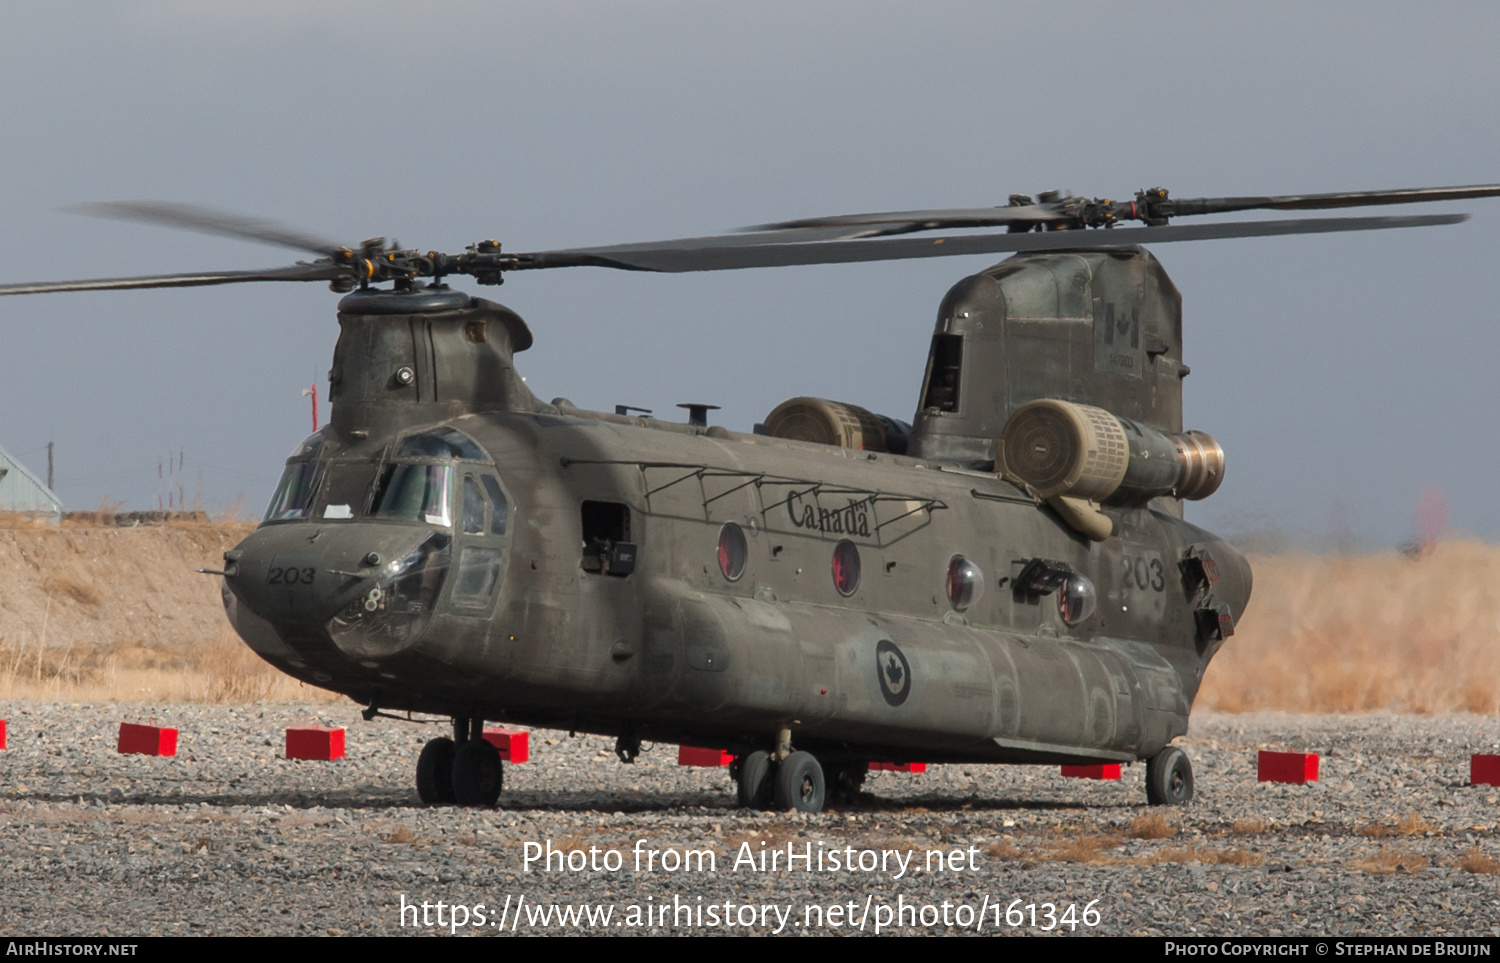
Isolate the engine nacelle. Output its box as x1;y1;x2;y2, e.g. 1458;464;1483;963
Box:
996;399;1224;505
764;397;911;454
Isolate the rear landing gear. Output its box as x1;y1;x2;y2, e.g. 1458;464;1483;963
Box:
735;748;828;813
774;751;825;813
1145;746;1194;805
736;750;774;809
417;718;503;807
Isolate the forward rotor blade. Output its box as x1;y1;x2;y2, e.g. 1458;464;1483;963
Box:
0;262;348;296
1166;184;1500;218
70;202;348;258
510;214;1468;274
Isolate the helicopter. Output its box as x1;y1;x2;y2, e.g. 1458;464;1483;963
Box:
3;183;1497;813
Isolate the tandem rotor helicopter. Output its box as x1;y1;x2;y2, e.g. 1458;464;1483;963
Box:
3;183;1497;812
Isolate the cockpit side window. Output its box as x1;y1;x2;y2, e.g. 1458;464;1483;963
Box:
264;461;325;522
461;476;485;534
481;475;509;535
920;333;963;413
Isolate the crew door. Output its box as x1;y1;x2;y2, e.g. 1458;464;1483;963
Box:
447;470;511;617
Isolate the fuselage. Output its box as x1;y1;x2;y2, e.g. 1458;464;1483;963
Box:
224;405;1250;767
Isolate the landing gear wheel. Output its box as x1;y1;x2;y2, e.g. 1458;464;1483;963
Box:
773;751;826;814
736;750;775;810
416;736;457;805
1145;746;1194;806
452;738;503;807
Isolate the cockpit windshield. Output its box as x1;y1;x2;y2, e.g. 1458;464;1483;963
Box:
261;427;481;528
371;463;454;527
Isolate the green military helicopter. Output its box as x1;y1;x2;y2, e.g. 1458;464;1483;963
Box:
3;184;1496;812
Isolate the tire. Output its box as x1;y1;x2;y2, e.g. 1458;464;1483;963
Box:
1145;746;1194;806
736;750;775;810
773;751;826;814
452;738;503;807
416;737;457;805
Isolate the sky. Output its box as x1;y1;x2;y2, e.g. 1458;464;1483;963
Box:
0;2;1496;548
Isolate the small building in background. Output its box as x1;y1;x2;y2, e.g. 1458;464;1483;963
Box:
0;443;62;520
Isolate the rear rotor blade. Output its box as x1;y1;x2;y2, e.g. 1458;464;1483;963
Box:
0;262;348;296
1166;184;1500;218
70;202;349;258
510;214;1468;274
743;203;1062;237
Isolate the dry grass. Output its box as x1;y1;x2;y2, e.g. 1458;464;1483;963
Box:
0;632;338;704
1038;834;1121;864
1457;849;1500;874
1124;813;1177;840
1357;813;1437;838
1396;813;1437;835
42;574;102;607
1200;541;1500;714
1230;819;1268;835
381;824;423;845
1352;847;1429;874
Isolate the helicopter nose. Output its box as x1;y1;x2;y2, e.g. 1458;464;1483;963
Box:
223;525;451;660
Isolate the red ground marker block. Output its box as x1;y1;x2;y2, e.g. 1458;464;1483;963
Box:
870;762;927;773
482;728;529;764
0;720;6;750
677;746;733;767
285;727;345;761
1061;764;1122;780
1470;755;1500;787
118;722;177;757
1258;750;1319;784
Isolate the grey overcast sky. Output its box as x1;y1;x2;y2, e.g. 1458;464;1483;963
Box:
0;2;1496;546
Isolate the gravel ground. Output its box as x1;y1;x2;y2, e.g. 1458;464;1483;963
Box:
2;702;1499;937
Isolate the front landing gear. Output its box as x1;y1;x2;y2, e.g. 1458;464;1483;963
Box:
1145;746;1194;805
416;737;456;804
453;738;503;806
417;718;503;807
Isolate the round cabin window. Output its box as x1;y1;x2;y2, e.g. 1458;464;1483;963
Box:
717;522;748;581
831;539;861;597
946;555;985;611
1059;573;1098;626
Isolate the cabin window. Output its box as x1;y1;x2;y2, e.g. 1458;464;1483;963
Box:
717;522;747;581
946;555;985;611
831;539;861;596
1059;574;1097;626
581;500;635;577
921;333;963;413
371;463;454;527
